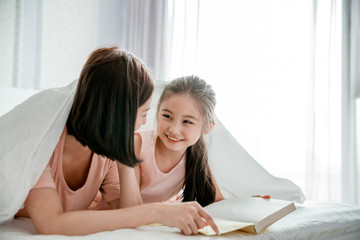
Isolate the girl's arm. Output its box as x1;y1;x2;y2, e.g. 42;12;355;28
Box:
25;187;218;235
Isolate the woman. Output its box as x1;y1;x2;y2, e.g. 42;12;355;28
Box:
13;47;218;236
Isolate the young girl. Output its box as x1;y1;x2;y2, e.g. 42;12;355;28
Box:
135;75;224;207
8;48;218;235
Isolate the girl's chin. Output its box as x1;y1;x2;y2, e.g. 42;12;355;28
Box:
163;140;186;151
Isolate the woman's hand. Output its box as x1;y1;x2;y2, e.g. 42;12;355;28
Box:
154;201;219;235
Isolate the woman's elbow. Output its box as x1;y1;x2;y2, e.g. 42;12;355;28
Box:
34;218;64;235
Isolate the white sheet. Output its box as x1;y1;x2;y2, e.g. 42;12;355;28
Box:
0;80;304;225
0;81;76;224
0;201;359;240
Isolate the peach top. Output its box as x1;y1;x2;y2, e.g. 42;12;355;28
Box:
138;130;185;203
32;127;120;211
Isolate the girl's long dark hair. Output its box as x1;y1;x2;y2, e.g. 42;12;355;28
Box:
157;75;216;206
183;136;215;206
67;47;154;167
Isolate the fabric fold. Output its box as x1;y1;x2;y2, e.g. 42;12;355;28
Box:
0;80;77;224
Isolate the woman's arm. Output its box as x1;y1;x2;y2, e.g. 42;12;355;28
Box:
25;187;218;235
116;132;144;208
134;133;142;187
93;133;144;210
134;165;141;188
106;163;142;209
117;162;143;208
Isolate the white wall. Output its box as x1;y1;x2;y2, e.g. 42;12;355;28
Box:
0;0;17;87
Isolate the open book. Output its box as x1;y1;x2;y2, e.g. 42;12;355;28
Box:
199;197;296;235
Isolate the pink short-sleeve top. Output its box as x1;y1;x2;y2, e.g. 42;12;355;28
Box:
31;127;120;212
138;130;185;203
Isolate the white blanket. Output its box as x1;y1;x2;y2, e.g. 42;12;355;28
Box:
0;80;305;225
0;80;76;224
0;201;359;240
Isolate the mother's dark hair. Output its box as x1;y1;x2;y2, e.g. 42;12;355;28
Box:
66;47;154;167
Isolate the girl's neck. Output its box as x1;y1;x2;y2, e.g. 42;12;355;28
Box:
155;136;186;173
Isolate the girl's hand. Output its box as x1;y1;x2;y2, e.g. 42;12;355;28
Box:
154;201;219;235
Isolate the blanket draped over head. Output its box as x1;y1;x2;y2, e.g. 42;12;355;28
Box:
0;80;77;224
0;80;305;225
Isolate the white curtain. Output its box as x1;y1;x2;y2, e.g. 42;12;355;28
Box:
341;0;360;205
306;0;343;202
306;0;360;205
123;0;172;81
164;0;311;195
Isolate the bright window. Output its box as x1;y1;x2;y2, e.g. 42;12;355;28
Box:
168;0;312;191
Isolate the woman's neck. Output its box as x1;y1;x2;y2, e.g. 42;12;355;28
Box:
63;133;93;161
62;132;93;191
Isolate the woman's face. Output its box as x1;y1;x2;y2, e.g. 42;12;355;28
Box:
134;97;152;131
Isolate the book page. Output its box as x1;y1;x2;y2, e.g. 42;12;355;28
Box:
199;218;255;235
204;197;294;223
201;197;296;234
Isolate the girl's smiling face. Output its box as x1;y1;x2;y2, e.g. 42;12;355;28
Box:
157;94;204;154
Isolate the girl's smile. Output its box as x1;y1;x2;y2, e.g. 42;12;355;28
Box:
165;134;183;143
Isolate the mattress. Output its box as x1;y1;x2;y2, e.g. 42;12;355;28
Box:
0;201;359;240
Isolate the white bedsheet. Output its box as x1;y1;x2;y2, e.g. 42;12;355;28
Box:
0;201;359;240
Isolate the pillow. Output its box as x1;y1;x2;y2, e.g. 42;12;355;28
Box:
140;80;306;203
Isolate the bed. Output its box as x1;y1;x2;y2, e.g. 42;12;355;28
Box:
1;201;359;240
0;81;359;240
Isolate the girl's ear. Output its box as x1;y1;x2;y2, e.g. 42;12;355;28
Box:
203;121;215;135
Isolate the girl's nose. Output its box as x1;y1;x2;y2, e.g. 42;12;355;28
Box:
169;121;181;134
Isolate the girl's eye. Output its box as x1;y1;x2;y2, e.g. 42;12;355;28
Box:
183;120;193;124
162;114;171;119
